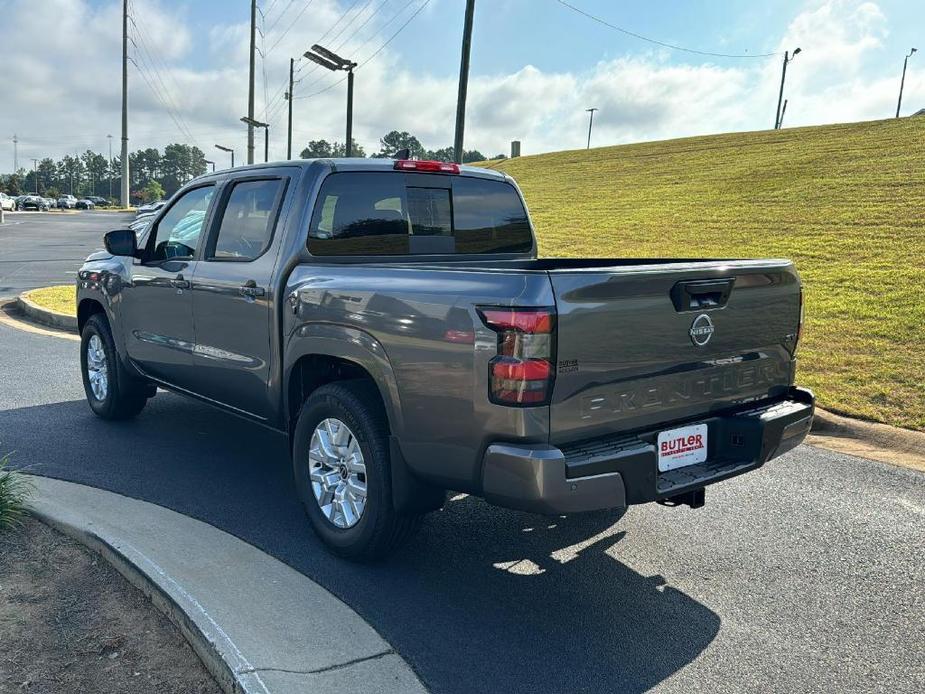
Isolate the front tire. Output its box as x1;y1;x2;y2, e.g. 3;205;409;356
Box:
80;314;148;420
292;381;421;561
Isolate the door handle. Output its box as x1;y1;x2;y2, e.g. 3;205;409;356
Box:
170;274;191;290
239;279;265;298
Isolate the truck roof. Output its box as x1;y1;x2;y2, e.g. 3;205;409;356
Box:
194;157;509;183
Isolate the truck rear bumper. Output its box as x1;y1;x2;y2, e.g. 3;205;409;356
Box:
481;387;814;515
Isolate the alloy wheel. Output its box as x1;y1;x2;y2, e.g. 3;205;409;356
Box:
308;418;367;529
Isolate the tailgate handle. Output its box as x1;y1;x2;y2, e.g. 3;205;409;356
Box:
671;278;735;311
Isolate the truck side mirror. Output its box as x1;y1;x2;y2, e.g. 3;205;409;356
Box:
104;229;139;258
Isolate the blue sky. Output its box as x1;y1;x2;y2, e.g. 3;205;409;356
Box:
3;0;924;167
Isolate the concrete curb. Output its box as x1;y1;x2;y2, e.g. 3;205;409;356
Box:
25;475;428;694
808;408;925;472
16;292;77;331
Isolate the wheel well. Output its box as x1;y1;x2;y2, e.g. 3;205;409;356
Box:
77;298;106;333
287;355;386;433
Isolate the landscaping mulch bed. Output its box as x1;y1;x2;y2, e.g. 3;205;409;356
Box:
0;518;221;694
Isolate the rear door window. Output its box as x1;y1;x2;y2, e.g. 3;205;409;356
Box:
209;178;285;261
308;172;532;256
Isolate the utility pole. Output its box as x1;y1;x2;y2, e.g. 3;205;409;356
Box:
896;48;917;118
247;0;256;164
286;57;294;159
107;134;113;199
121;0;130;207
775;48;801;129
585;107;598;149
453;0;476;164
31;159;39;194
12;134;17;173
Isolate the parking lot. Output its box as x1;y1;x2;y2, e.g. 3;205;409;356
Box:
1;214;923;693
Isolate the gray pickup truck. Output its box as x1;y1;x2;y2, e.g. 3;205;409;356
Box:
76;158;814;559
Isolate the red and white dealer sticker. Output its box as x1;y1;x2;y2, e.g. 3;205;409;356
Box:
657;423;708;472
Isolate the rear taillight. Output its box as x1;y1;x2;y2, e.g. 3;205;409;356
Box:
479;307;555;406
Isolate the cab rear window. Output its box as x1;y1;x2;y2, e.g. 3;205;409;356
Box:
308;172;532;256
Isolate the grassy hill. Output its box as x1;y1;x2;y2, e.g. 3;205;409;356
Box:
477;118;925;431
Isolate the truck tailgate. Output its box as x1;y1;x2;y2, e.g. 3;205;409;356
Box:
548;260;801;444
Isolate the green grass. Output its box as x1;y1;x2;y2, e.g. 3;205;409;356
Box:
0;452;32;530
26;286;76;317
477;118;925;431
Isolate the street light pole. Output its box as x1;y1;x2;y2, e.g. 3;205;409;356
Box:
240;118;269;163
585;107;598;149
453;0;476;164
215;144;235;168
896;48;917;118
204;159;216;173
107;134;113;200
304;45;358;157
345;66;354;157
775;48;801;130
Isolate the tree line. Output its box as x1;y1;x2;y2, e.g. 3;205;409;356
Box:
300;130;507;163
0;143;207;203
1;132;505;202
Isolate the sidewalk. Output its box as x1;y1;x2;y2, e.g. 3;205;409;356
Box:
26;475;427;694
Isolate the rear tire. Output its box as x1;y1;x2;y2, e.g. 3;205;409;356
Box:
292;381;421;561
80;314;149;420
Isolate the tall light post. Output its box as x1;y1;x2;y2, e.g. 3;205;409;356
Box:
107;134;113;200
215;144;235;168
585;107;598;149
31;159;39;195
204;159;216;173
241;117;269;162
896;48;917;118
775;47;801;130
304;45;357;156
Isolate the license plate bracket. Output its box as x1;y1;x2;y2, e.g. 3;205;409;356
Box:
657;423;708;472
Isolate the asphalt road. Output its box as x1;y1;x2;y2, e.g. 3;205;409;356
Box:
1;216;923;693
0;210;129;297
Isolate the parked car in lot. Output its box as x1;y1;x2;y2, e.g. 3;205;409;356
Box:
43;197;57;209
76;158;814;559
136;200;165;215
0;192;15;211
76;198;95;210
17;195;49;211
58;195;78;209
86;195;110;207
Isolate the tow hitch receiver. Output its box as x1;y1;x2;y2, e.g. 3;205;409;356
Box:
657;488;705;509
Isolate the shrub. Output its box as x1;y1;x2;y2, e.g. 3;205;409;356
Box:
0;452;32;530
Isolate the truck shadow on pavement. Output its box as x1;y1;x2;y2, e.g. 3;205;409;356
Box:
2;394;721;694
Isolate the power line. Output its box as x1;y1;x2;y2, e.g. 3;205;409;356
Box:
265;0;297;34
127;1;202;147
293;0;431;101
554;0;780;59
268;0;397;122
268;0;318;53
264;0;369;123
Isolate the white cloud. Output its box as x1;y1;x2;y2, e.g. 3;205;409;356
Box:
0;0;920;170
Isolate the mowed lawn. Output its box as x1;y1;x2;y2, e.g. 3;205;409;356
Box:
478;118;925;431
